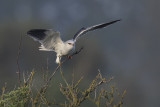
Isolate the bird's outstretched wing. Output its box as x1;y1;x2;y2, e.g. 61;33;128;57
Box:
73;20;121;41
27;29;63;51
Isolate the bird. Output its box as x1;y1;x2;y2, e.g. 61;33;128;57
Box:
27;20;120;64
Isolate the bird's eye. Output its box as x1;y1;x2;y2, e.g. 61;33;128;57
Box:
68;43;72;45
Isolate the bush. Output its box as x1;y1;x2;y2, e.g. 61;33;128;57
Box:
0;69;126;107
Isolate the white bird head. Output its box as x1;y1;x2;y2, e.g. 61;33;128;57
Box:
65;39;75;47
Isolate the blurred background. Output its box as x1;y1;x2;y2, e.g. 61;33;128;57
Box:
0;0;160;106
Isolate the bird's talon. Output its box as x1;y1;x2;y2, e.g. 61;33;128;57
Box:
67;55;72;59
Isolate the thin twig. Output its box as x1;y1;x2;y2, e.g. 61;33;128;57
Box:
60;66;69;86
94;89;97;101
24;71;34;86
71;47;83;56
71;71;75;88
1;82;7;100
45;58;49;82
16;35;22;86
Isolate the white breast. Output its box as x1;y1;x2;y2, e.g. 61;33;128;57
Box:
55;44;74;56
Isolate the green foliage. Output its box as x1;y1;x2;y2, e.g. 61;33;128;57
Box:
0;86;30;107
0;69;126;107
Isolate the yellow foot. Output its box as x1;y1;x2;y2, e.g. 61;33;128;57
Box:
67;55;72;59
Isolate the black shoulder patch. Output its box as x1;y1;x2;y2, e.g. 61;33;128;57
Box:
27;29;48;40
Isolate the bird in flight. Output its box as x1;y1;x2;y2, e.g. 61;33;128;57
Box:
27;20;120;64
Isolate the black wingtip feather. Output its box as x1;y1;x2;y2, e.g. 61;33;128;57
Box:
73;27;86;40
94;19;121;29
73;19;121;40
106;19;121;25
27;29;48;40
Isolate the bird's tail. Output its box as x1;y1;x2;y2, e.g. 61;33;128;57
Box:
39;45;51;51
56;56;61;64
